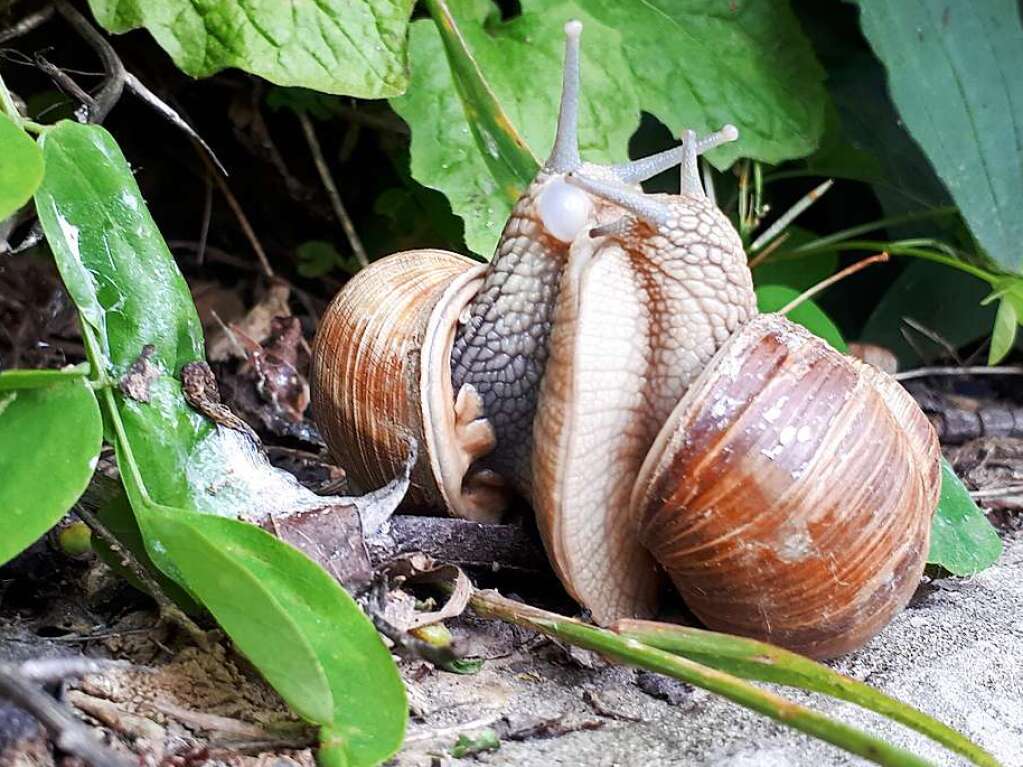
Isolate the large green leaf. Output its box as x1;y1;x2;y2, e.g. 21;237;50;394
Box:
86;0;416;98
0;112;44;221
854;0;1023;272
392;0;826;256
34;120;407;765
929;459;1003;576
0;374;102;566
392;0;636;255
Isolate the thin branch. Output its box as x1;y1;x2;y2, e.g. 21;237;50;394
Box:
74;505;213;650
894;365;1023;382
901;317;963;365
34;53;96;122
123;72;228;176
54;0;124;123
747;231;790;270
779;252;889;315
750;179;834;253
0;664;135;767
205;154;275;278
0;5;55;44
18;657;131;684
297;111;369;268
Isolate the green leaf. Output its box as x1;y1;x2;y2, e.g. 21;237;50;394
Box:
554;0;827;169
988;297;1018;365
86;0;416;98
929;458;1003;576
392;0;826;256
854;0;1023;272
0;112;44;221
392;0;635;255
756;284;847;352
35;120;408;765
140;502;407;765
0;375;102;566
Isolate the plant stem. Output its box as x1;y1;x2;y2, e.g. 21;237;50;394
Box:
788;207;959;253
76;505;212;649
750;179;833;253
0;71;23;125
778;252;890;315
614;620;1000;767
469;589;942;767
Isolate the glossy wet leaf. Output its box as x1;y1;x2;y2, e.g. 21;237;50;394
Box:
35;120;408;764
855;0;1023;272
757;284;847;352
0;374;102;566
87;0;416;98
0;112;44;221
392;0;826;256
929;459;1003;576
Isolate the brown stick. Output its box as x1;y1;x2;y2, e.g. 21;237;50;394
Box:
0;664;135;767
367;515;548;574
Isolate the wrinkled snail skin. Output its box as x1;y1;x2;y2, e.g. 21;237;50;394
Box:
310;20;942;658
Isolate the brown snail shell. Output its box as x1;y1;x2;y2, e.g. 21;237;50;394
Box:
310;249;509;522
631;313;940;658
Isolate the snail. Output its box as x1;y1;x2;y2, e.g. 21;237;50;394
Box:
311;21;941;658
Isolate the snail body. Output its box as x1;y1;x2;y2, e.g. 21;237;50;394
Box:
310;23;940;658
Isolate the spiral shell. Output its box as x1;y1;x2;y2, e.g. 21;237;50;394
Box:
630;313;941;658
311;249;508;522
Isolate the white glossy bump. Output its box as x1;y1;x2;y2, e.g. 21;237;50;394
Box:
538;177;592;243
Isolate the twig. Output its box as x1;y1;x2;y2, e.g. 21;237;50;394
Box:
894;365;1023;382
750;179;834;253
74;505;214;650
901;317;963;365
778;252;889;315
54;0;124;123
123;72;228;177
969;484;1023;500
0;5;55;44
197;169;214;265
297;111;369;268
34;53;96;121
205;155;275;278
0;664;135;767
747;231;790;270
18;657;131;683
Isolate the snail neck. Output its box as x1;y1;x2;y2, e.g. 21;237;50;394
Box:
450;173;569;494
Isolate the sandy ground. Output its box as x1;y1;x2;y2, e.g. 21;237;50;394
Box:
400;532;1023;766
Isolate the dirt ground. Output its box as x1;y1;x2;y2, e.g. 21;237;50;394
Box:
1;528;1020;767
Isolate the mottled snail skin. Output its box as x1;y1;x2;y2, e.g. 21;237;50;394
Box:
311;20;941;658
533;173;757;624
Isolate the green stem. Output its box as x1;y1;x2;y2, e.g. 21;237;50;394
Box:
0;72;21;125
469;590;943;767
788;208;959;254
788;239;997;285
615;620;1000;767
